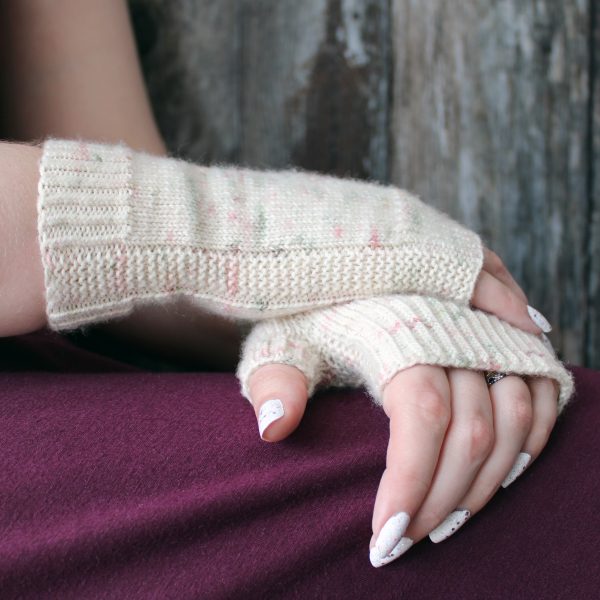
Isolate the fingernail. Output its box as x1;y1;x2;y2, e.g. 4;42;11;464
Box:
258;399;285;439
428;509;471;543
369;537;414;567
527;305;552;333
374;511;411;559
501;452;531;488
540;333;556;357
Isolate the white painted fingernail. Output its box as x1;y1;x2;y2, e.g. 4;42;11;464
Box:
374;512;410;559
527;305;552;333
501;452;531;488
428;509;471;543
370;537;414;567
258;399;285;439
540;333;557;356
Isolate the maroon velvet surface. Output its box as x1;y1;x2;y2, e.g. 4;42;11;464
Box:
1;329;599;599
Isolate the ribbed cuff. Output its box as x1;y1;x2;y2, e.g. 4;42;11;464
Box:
312;296;575;415
237;296;575;416
37;138;134;331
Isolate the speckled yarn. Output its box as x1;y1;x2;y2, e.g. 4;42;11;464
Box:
236;295;575;415
36;138;484;332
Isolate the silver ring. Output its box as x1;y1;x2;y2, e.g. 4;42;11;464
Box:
484;371;509;386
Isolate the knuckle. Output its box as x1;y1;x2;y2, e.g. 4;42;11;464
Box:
461;414;495;463
406;387;451;430
505;391;533;432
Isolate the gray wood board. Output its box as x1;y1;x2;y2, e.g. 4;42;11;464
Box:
390;0;591;366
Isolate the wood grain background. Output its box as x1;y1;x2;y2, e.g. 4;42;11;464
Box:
128;0;598;369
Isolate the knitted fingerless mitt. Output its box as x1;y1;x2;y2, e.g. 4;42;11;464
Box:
236;295;575;416
36;138;483;332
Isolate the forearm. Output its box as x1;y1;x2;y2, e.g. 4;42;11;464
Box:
0;0;165;155
0;2;244;367
0;142;46;336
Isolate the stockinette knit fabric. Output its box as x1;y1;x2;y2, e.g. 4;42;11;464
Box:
236;295;575;415
36;138;484;331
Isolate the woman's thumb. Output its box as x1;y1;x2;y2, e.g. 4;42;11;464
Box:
236;317;322;442
248;364;309;441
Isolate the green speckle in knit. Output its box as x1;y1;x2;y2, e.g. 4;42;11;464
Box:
185;174;200;199
447;305;466;322
254;205;266;244
291;233;306;245
254;296;269;311
93;154;103;162
411;207;423;230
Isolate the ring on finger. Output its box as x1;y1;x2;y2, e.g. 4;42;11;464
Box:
484;371;526;387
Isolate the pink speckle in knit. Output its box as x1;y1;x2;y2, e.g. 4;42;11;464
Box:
487;361;503;371
228;211;238;222
333;225;343;239
405;316;432;330
116;249;127;293
389;320;403;334
369;227;382;249
166;229;175;243
226;259;239;298
74;142;90;161
525;350;546;358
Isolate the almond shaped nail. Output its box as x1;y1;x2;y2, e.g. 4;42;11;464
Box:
374;511;410;559
501;452;531;488
258;399;285;439
527;305;552;333
370;537;414;567
428;509;471;543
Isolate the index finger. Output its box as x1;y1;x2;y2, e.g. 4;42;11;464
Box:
471;270;552;335
370;365;451;567
482;247;529;304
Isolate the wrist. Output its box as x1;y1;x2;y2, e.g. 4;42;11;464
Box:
0;141;47;335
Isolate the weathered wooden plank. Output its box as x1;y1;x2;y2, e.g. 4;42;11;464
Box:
390;0;590;366
128;0;242;163
588;0;600;369
129;0;391;180
240;0;391;180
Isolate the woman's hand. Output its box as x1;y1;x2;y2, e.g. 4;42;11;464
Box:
247;363;558;566
367;365;558;566
236;292;573;567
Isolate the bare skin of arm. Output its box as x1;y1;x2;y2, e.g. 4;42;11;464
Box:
0;0;242;370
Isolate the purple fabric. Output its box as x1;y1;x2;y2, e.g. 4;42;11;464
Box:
1;328;599;599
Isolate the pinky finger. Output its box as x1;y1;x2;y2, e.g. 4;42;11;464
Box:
502;377;559;488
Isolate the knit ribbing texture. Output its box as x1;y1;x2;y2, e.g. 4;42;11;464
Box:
236;295;575;415
37;138;484;331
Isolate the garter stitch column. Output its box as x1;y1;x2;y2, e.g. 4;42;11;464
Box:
36;138;484;331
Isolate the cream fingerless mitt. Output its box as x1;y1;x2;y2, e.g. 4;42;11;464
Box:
36;138;484;332
236;296;575;416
